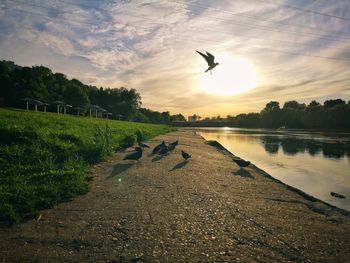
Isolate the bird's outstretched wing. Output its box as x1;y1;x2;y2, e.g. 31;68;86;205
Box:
205;52;215;64
196;50;211;66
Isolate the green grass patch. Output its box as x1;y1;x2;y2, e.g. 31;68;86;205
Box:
0;108;175;224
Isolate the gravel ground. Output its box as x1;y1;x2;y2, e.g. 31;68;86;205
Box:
1;129;350;262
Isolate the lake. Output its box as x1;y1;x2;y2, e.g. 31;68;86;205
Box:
196;128;350;211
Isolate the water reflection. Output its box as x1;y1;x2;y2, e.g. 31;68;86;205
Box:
212;131;350;160
261;136;350;159
197;128;350;211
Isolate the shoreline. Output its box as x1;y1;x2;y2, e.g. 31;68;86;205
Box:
200;134;350;220
1;129;350;262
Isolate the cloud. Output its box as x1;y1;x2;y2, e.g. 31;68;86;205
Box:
0;0;349;116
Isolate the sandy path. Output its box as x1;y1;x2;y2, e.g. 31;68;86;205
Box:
1;129;350;262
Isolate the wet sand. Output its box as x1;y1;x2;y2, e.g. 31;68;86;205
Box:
1;129;350;262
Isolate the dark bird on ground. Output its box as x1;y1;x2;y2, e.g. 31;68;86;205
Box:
233;158;251;167
169;140;178;147
138;141;150;148
168;140;178;152
331;192;346;199
123;147;143;161
158;146;170;155
196;51;219;75
152;141;166;154
181;150;191;160
168;144;177;152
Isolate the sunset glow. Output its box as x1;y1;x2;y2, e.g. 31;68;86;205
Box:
198;55;259;96
0;0;349;116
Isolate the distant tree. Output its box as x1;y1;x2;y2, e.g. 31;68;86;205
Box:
161;111;171;122
90;87;141;119
264;101;280;111
63;83;89;107
233;113;260;127
283;100;306;110
0;60;18;105
324;99;345;108
260;101;283;128
2;60;349;128
133;111;151;123
191;114;201;121
307;100;321;108
170;114;186;122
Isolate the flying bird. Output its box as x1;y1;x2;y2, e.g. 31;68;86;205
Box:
196;51;219;75
181;150;191;160
123;147;143;161
152;141;166;154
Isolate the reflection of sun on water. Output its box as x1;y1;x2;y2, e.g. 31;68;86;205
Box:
198;55;259;96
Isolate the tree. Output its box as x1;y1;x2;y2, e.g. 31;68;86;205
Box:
260;101;283;128
307;100;321;108
170;114;186;122
283;100;306;110
264;101;280;111
324;99;345;108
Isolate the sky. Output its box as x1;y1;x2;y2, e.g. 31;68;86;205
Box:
0;0;350;117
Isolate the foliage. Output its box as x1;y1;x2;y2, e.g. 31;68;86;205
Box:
0;60;185;124
178;100;350;130
0;108;174;223
137;108;186;124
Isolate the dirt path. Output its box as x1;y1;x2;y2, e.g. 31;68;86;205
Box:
1;129;350;262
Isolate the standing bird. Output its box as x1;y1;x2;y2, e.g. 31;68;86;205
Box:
138;141;150;148
152;141;166;154
181;150;191;160
123;147;143;161
331;192;346;199
169;140;178;147
233;158;250;167
196;51;219;75
158;146;170;155
168;140;178;152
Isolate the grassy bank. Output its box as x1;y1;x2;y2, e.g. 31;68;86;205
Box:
0;108;174;223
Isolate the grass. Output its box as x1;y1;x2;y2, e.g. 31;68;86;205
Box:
0;108;175;224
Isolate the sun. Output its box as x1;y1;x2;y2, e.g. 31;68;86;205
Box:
198;54;259;96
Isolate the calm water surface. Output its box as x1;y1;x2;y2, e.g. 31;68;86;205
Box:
197;128;350;211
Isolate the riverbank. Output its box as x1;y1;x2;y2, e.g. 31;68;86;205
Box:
1;129;350;262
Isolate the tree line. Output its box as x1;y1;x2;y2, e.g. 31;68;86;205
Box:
0;60;186;123
183;99;350;129
1;60;349;129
